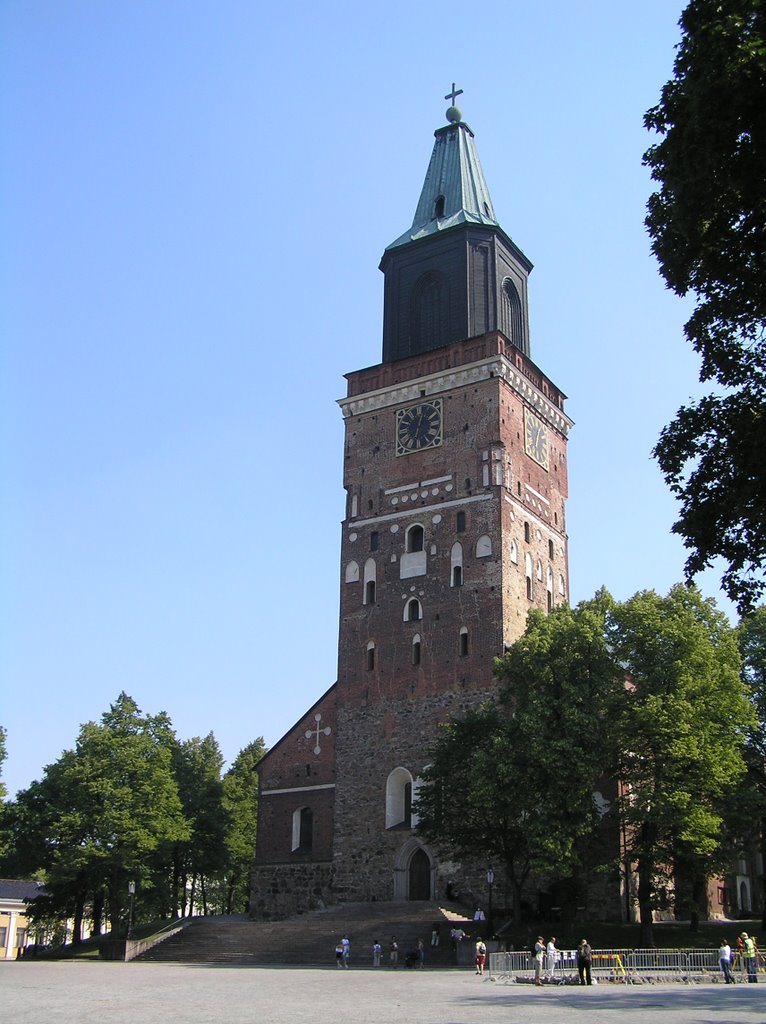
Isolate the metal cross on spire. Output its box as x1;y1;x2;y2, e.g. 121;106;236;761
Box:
444;82;463;106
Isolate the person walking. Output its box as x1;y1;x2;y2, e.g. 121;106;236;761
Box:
719;939;734;984
416;938;425;968
335;941;345;968
742;932;758;983
474;937;487;975
546;936;559;982
341;935;350;967
372;940;382;967
576;938;593;986
389;935;399;967
533;936;545;986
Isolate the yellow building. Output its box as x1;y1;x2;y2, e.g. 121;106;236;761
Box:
0;879;42;959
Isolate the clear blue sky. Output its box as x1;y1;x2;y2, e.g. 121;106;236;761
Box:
1;0;727;799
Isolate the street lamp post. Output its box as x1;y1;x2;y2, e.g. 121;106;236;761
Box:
486;867;494;936
127;881;136;940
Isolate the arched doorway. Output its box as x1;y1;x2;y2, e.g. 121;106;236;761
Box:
408;848;431;901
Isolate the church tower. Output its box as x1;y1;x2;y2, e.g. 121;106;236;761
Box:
251;94;572;916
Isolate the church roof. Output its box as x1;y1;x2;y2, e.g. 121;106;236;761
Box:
385;102;499;251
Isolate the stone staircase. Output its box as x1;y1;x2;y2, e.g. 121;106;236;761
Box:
136;901;475;966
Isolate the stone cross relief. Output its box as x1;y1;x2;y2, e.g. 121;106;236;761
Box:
305;713;331;756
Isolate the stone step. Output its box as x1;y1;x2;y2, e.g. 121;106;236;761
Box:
137;902;475;966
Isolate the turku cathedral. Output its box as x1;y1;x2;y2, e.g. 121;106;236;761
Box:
250;92;573;918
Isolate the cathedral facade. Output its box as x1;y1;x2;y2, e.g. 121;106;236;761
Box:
250;100;572;918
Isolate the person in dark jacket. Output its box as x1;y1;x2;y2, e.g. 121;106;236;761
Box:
576;938;593;986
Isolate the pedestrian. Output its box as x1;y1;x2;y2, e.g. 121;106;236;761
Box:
718;939;734;984
372;939;382;967
417;938;425;968
576;938;592;986
335;941;344;968
430;924;440;947
341;935;350;967
534;935;545;986
389;935;399;967
473;907;486;921
546;936;559;981
474;937;487;975
742;932;758;983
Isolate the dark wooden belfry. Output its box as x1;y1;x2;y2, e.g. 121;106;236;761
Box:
380;92;533;363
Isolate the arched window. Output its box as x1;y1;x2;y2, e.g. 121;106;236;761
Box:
386;767;414;829
510;539;518;564
291;806;313;852
451;542;463;587
500;277;524;350
536;559;543;582
363;558;377;605
404;598;422;622
524;521;531;543
559;573;566;597
412;633;422;666
406;524;424;553
459;627;469;657
525;553;533;601
434;194;445;218
366;641;375;671
476;535;492;557
345;561;359;583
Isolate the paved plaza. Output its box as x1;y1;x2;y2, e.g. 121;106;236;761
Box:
2;961;766;1024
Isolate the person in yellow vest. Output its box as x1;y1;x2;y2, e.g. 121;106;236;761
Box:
741;932;758;983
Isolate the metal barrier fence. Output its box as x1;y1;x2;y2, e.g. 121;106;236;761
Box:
488;948;761;984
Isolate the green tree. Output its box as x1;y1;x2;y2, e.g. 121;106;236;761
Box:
738;605;766;925
416;595;620;923
9;694;190;938
170;733;228;916
0;726;7;802
221;738;267;914
644;0;766;613
609;585;753;946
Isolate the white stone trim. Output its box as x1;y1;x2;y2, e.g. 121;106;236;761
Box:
348;492;492;531
338;354;573;437
261;784;336;797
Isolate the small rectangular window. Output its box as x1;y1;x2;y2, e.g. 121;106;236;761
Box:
370;531;379;551
548;539;554;560
456;511;466;533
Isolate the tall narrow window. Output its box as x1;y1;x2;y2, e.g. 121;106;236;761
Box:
412;634;422;666
434;194;445;218
459;628;469;657
363;558;377;605
366;642;375;671
525;553;533;601
450;542;463;588
406;524;424;553
370;531;380;552
500;278;524;350
452;565;463;587
405;598;422;622
456;511;466;533
291;807;313;852
524;521;531;543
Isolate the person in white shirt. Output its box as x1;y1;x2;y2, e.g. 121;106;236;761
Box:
719;940;734;984
546;937;559;981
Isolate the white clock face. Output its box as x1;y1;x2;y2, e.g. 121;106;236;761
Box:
396;400;443;456
524;409;549;470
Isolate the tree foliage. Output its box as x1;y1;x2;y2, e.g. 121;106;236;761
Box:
417;586;752;941
0;693;265;941
416;595;619;922
609;586;752;944
644;0;766;613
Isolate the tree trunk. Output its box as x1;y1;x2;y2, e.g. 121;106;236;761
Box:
637;855;655;948
92;889;104;936
72;894;85;945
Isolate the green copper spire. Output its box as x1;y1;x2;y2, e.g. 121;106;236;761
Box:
386;90;499;251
